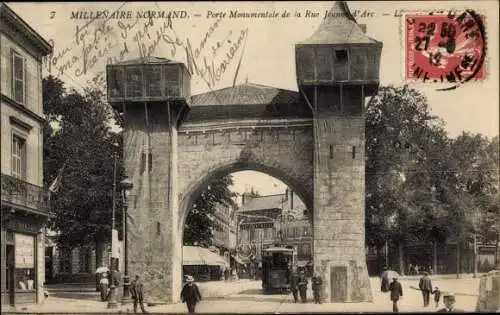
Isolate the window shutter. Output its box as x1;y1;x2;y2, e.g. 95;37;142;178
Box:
24;58;28;107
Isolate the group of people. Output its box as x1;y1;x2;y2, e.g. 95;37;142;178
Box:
289;266;323;304
381;267;463;313
407;263;433;276
98;270;147;313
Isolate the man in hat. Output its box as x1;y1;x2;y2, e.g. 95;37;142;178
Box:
437;293;464;312
297;270;308;303
419;271;433;307
181;275;202;313
389;276;403;313
130;275;147;313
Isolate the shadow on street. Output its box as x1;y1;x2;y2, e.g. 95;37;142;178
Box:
237;288;263;295
48;291;100;301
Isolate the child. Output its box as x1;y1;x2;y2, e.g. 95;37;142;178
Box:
432;286;441;307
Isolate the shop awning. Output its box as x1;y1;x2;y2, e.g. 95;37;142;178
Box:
183;246;228;267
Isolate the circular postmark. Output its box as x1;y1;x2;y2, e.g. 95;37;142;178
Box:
405;9;487;90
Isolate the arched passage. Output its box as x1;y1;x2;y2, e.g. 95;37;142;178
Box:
178;161;314;233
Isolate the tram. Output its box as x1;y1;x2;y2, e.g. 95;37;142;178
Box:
261;246;296;294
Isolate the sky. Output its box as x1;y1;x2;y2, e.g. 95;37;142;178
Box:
7;1;498;196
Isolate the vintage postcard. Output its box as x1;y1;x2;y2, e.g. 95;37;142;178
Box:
1;1;498;314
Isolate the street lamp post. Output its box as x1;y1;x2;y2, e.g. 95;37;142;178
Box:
107;154;118;309
120;177;133;304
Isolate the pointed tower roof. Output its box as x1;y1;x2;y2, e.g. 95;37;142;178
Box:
297;1;379;45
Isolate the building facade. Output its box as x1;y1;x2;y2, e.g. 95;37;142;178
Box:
45;231;124;284
210;202;237;267
0;2;52;307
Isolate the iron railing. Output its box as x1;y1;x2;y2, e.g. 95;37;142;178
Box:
1;173;50;215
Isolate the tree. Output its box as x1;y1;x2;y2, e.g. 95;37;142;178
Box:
365;85;444;249
365;84;500;274
43;75;122;265
183;175;238;247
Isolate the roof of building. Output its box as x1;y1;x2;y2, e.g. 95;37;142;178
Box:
238;192;306;214
238;194;284;212
0;2;52;55
297;1;380;45
185;82;310;122
191;82;301;106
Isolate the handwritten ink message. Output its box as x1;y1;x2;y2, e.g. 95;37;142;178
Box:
43;10;249;90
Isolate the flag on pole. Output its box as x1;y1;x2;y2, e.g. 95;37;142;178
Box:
49;163;66;194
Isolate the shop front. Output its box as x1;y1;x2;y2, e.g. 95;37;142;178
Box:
1;212;45;307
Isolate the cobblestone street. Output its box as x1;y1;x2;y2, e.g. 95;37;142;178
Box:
2;275;480;313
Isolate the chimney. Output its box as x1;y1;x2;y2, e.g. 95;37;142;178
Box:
359;24;367;33
242;193;246;205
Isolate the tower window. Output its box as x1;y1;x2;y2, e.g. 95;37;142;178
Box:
329;144;334;159
335;50;348;64
352;146;356;159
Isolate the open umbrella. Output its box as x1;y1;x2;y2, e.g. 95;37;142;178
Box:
383;270;400;279
96;266;109;274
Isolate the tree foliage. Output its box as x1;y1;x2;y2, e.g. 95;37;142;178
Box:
365;85;499;250
183;175;238;247
43;75;122;249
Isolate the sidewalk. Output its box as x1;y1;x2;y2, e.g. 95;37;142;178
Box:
2;277;480;313
3;280;257;313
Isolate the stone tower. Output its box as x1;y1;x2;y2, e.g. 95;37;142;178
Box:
106;57;191;303
295;1;382;302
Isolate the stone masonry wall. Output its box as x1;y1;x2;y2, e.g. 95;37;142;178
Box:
313;115;372;302
124;105;174;303
177;123;315;230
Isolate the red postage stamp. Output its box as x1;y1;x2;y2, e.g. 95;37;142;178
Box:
405;10;487;90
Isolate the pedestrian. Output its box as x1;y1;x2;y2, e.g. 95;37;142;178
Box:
181;275;202;314
380;266;390;292
408;264;413;276
289;266;299;303
311;273;323;304
99;273;109;302
419;271;433;307
130;275;147;313
297;270;308;303
437;293;464;312
432;286;441;308
389;276;403;313
415;264;420;275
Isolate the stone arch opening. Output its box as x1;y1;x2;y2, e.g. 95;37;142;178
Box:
178;161;314;238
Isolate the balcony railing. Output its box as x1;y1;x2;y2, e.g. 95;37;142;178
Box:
1;173;50;215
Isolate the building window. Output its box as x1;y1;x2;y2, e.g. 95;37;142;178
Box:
59;248;71;273
12;135;26;179
11;50;26;104
298;243;311;258
14;234;35;291
79;248;91;273
303;226;310;237
335;50;348;64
